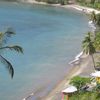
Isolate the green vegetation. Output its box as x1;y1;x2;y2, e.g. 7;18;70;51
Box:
35;0;100;8
82;30;100;70
69;76;100;100
94;31;100;51
0;0;17;1
35;0;68;5
96;13;100;26
70;91;100;100
94;83;100;91
68;9;100;98
2;0;100;9
77;0;100;10
90;11;100;27
90;11;97;24
69;83;100;100
70;76;91;90
82;32;96;69
81;11;100;70
0;28;23;78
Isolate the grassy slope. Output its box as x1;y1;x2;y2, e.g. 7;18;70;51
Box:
69;92;100;100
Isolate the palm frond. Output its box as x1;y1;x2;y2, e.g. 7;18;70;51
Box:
0;45;23;53
82;32;96;55
4;27;15;36
0;55;14;78
0;28;15;45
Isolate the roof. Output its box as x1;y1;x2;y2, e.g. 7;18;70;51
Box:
62;86;77;93
91;71;100;77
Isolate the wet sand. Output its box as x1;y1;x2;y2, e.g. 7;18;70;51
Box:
43;55;94;100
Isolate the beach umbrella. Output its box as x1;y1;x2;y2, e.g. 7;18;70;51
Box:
61;85;77;100
91;71;100;83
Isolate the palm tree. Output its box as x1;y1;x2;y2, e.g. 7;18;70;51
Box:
94;32;100;51
0;28;23;78
91;0;95;4
90;12;100;27
96;13;100;26
90;11;97;24
82;32;96;69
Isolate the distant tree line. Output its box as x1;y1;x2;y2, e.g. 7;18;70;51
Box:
76;0;100;9
0;0;68;5
35;0;68;5
76;0;100;3
0;0;17;1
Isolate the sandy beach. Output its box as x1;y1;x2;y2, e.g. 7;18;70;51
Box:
21;0;100;14
19;1;100;100
23;55;95;100
42;55;95;100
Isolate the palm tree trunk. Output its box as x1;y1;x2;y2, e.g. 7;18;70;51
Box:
91;54;95;70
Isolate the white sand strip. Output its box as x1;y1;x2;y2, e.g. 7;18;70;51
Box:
71;5;100;14
19;0;100;14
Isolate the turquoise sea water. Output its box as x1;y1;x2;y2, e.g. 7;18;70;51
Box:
0;2;90;100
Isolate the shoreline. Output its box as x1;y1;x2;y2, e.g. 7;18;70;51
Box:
43;55;94;100
19;1;99;100
23;55;94;100
19;0;100;14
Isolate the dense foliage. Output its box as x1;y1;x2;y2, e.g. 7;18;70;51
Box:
70;91;100;100
96;13;100;26
0;0;17;1
94;31;100;51
82;32;96;55
69;76;100;100
77;0;100;9
35;0;68;4
82;32;96;69
90;11;100;27
70;76;91;90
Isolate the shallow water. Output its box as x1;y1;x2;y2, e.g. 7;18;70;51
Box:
0;2;90;100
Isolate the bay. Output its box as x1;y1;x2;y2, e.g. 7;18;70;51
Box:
0;2;90;100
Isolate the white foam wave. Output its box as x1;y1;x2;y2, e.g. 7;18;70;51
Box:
69;51;83;65
22;93;34;100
